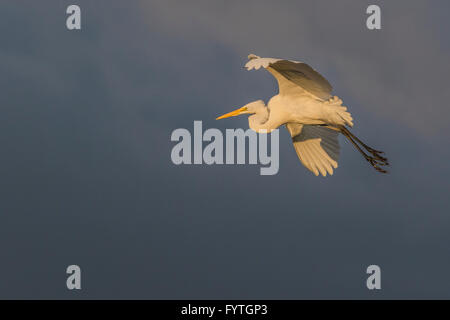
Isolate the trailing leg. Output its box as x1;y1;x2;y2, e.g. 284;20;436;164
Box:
340;127;388;163
324;125;389;173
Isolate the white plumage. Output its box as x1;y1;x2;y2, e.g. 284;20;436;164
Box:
216;54;389;176
286;124;339;176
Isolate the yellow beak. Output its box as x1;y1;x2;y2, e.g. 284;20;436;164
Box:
216;107;247;120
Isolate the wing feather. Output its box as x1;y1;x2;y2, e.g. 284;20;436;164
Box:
245;54;333;100
285;123;340;177
310;142;331;175
300;142;314;172
302;143;319;176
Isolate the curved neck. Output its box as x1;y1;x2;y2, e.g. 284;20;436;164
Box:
248;107;282;133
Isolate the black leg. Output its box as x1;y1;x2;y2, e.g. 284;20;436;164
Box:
340;128;389;173
341;127;388;163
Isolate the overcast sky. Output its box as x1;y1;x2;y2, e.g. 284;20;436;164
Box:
0;0;449;299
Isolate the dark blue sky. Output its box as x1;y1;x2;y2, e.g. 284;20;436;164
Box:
0;0;449;298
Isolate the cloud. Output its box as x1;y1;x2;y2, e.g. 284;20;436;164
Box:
1;0;450;299
140;0;450;135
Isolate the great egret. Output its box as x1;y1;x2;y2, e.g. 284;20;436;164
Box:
216;54;388;176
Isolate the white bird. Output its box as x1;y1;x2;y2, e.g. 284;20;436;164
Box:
216;54;388;176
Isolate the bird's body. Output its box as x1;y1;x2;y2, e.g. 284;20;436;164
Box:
271;94;351;126
216;54;388;176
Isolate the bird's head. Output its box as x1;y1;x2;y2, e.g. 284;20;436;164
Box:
216;100;265;120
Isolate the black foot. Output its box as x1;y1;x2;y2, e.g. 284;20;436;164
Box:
365;154;389;174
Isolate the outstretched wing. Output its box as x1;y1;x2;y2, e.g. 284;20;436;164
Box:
245;54;332;100
285;123;340;177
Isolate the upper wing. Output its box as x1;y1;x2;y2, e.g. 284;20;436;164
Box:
285;123;340;177
245;54;333;100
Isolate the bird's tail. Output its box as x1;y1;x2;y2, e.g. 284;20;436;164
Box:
324;96;354;127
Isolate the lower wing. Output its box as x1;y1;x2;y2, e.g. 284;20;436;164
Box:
285;123;340;177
